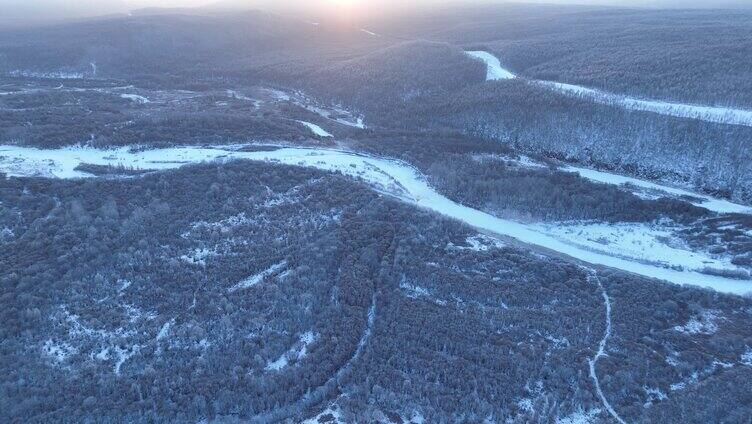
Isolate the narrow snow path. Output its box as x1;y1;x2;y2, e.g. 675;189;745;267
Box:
586;270;628;424
229;261;287;292
2;145;751;295
360;28;381;37
297;121;333;138
466;51;752;127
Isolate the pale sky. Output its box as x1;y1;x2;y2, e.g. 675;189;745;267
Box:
0;0;747;29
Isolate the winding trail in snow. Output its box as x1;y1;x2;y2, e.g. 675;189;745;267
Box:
466;51;752;128
585;269;628;424
2;145;751;295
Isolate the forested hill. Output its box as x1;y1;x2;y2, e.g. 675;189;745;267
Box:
366;4;752;109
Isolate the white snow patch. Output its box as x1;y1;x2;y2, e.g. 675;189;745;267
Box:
157;319;174;341
475;153;548;169
227;89;261;108
666;352;681;367
0;226;14;241
120;93;149;104
670;381;688;391
9;69;84;79
190;213;257;233
674;310;721;335
117;279;131;293
742;348;752;366
265;355;289;372
555;409;602;424
299;102;365;129
42;339;77;363
226;90;252;102
298;120;333;137
360;28;380;37
399;279;432;299
265;331;317;371
643;386;668;407
465;233;506;251
95;347;110;361
180;247;217;266
229;261;287;292
302;405;345;424
545;334;570;350
517;398;534;413
122;303;151;323
409;411;425;424
113;345;139;376
466;51;516;80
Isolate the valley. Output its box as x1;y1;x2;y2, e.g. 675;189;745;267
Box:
1;3;752;423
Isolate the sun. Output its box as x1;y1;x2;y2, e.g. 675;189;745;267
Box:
318;0;367;24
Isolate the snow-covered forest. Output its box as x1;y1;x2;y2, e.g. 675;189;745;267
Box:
1;2;752;423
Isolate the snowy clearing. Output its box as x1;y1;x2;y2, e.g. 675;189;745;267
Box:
303;103;365;129
532;221;745;276
467;51;752;127
297;120;333;137
120;93;150;104
42;339;77;363
2;144;751;295
674;310;721;335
